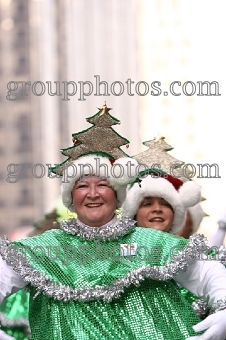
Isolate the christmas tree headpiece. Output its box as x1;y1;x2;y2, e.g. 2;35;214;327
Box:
133;135;191;182
58;103;138;212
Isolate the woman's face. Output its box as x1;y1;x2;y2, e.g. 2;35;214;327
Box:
72;176;117;227
136;197;174;232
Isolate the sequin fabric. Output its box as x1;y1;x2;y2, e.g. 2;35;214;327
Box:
0;289;30;339
0;228;207;302
28;278;201;340
0;223;207;339
180;288;209;319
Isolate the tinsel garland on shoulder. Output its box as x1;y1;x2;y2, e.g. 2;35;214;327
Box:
0;220;209;303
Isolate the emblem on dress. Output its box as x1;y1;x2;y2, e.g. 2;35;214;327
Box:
120;243;137;256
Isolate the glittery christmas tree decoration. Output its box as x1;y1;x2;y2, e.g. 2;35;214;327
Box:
51;103;130;175
134;136;184;172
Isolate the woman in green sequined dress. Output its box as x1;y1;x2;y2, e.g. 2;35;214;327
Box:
1;157;226;339
1;105;226;339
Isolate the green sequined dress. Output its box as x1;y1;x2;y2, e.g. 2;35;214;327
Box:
0;289;30;339
1;220;204;340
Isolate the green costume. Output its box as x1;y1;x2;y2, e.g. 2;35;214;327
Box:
0;290;30;339
0;218;206;340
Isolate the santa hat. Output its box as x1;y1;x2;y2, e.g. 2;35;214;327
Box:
188;203;208;232
61;154;138;212
122;171;201;234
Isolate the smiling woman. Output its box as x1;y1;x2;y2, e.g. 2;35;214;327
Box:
71;176;117;228
2;106;226;340
136;196;174;232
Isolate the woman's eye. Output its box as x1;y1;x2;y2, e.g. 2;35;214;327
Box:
162;202;171;208
99;183;108;187
76;184;87;189
142;202;151;206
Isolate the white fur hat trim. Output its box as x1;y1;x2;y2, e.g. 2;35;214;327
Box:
122;176;201;234
188;203;207;232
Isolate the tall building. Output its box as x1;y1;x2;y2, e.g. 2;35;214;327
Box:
0;0;36;235
0;0;140;236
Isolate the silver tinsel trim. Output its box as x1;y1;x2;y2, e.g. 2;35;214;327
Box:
0;312;31;338
0;233;208;302
218;246;226;266
61;216;136;241
209;298;226;314
192;298;210;319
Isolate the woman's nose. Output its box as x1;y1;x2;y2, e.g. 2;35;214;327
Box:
87;185;100;198
151;201;162;212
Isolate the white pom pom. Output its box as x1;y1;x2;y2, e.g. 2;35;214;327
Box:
111;158;138;185
188;203;207;232
179;181;201;208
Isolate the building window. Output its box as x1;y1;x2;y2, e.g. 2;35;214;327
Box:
15;56;28;75
14;30;27;49
17;163;32;180
18;3;26;14
13;2;28;23
18;188;33;206
16;115;31;152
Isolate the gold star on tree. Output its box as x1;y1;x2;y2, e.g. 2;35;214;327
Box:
97;102;112;115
